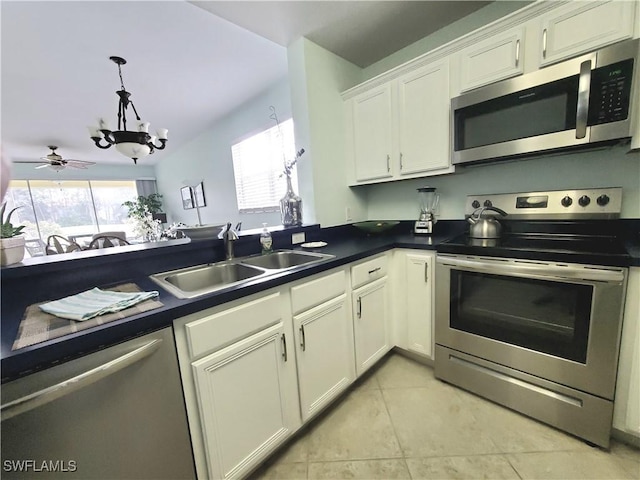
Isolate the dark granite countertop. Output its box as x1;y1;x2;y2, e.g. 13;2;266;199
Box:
1;219;637;383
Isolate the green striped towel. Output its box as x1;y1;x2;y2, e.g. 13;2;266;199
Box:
39;287;160;321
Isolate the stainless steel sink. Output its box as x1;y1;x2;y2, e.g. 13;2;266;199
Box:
150;249;334;299
239;250;333;270
150;262;266;298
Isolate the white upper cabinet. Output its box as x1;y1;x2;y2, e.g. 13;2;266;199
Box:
538;1;637;67
458;27;525;92
397;59;451;175
351;84;393;182
346;58;453;186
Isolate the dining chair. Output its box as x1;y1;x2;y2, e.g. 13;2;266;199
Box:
25;239;47;257
92;231;127;241
46;235;82;255
86;235;131;249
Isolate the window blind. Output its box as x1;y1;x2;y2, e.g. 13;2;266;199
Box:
232;118;298;213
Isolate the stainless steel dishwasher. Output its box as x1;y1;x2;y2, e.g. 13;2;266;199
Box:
1;327;196;479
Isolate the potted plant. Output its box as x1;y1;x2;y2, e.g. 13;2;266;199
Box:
122;194;164;242
122;193;163;218
1;202;26;266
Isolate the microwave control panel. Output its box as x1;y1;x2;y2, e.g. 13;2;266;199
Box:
588;59;634;125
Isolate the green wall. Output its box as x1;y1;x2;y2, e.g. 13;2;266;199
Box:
364;144;640;220
288;38;368;227
154;78;292;230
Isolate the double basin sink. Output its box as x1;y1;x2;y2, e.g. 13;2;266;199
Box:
150;250;335;299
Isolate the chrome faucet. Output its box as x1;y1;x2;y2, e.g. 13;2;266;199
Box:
222;222;239;260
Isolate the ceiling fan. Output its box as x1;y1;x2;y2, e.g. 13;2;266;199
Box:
17;146;96;171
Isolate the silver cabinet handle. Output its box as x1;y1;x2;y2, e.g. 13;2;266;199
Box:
515;39;520;67
300;325;306;352
576;60;591;139
281;333;288;362
357;297;362;318
368;267;381;275
399;152;404;171
1;339;162;421
424;262;429;283
542;28;547;58
386;154;390;172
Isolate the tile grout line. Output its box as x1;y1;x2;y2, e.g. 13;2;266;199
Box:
377;375;418;479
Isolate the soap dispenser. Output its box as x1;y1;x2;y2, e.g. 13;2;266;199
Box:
260;223;273;254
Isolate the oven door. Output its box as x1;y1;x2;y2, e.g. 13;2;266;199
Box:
435;254;627;399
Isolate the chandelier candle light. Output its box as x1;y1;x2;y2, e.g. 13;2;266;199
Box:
88;56;168;164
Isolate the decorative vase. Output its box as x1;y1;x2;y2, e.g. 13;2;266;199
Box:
0;235;25;266
280;174;303;227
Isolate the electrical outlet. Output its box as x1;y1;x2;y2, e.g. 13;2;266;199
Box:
292;232;305;244
345;206;353;222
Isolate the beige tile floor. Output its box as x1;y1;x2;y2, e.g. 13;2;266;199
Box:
250;352;640;480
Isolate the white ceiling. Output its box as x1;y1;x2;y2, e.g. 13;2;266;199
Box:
2;0;500;169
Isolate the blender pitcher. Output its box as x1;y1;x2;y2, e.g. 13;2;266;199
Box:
415;187;439;234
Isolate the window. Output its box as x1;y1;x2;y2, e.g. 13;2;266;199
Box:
4;180;138;255
232;118;297;213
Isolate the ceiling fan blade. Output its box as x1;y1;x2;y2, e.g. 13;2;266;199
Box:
68;163;89;169
35;164;50;169
66;159;96;166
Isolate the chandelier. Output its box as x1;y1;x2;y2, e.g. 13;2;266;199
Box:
88;56;168;164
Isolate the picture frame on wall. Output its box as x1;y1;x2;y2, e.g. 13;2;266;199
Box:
193;182;206;208
181;186;194;210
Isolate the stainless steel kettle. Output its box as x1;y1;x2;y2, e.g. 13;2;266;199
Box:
467;206;508;239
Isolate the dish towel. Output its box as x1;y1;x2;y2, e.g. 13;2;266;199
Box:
39;287;160;321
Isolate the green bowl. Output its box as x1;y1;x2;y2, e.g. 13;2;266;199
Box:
352;221;400;234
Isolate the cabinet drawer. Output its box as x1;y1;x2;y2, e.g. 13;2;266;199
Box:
351;255;388;289
291;270;346;315
185;292;282;358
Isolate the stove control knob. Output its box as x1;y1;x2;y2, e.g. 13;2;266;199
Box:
472;200;481;209
483;200;493;207
561;196;573;207
597;194;610;206
578;195;591;207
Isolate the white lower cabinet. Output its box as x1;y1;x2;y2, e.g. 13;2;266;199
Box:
192;322;298;479
293;293;355;422
290;268;355;423
352;276;391;376
174;289;300;480
404;251;435;358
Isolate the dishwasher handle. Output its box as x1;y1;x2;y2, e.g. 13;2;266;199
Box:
1;338;162;421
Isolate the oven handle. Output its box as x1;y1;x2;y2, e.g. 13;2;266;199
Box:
437;256;624;283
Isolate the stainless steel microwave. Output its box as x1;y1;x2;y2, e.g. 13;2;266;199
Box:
451;39;639;165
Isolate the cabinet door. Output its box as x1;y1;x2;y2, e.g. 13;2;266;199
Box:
294;294;355;422
352;277;390;376
405;252;434;358
459;28;524;92
192;323;298;480
539;1;636;66
352;83;394;182
397;60;451;175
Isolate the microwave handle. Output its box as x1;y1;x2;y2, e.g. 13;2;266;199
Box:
576;60;592;139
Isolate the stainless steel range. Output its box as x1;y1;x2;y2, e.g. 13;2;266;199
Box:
435;187;628;448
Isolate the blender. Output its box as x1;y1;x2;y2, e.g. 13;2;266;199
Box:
415;187;439;234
